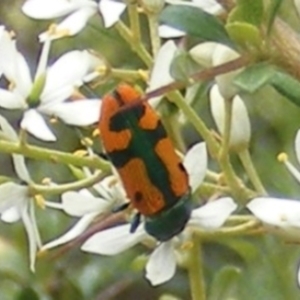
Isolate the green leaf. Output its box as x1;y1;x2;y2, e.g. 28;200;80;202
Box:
160;5;232;46
234;62;275;93
266;0;284;34
226;22;262;50
170;50;201;82
208;266;241;300
230;0;264;25
16;287;40;300
271;71;300;107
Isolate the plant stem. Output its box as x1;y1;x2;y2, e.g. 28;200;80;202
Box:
115;21;152;67
238;149;267;195
127;0;141;42
110;68;147;81
0;140;110;170
218;99;247;203
187;235;206;300
30;171;104;195
147;13;161;57
167;91;220;159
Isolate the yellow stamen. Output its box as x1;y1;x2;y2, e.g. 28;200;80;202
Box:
73;149;88;157
92;128;100;137
35;194;46;209
277;152;288;163
180;241;194;251
81;137;93;147
50;116;58;124
9;30;16;38
97;65;107;74
41;177;52;185
108;177;118;187
137;69;149;81
47;23;70;38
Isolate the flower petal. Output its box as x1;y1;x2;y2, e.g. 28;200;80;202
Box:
146;241;176;286
22;0;93;19
0;115;31;182
210;84;251;151
0;89;25;109
42;213;98;250
81;224;146;255
20;201;40;272
99;0;127;28
295;129;300;166
0;182;28;213
158;24;185;38
147;40;177;106
189;42;219;68
212;45;241;99
247;197;300;227
21;109;56;141
1;206;21;223
190;197;237;228
39;6;97;42
46;100;101;126
166;0;224;14
42;50;98;101
183;142;207;192
62;191;108;216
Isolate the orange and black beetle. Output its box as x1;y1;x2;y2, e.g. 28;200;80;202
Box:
99;84;192;241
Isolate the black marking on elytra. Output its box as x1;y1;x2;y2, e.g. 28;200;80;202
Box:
109;103;146;132
134;191;143;203
107;149;131;168
112;90;125;106
178;162;186;172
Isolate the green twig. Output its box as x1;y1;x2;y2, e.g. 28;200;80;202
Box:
238;149;267;195
115;21;152;67
30;171;104;195
127;0;141;42
0;140;110;170
147;13;161;57
167;91;220;158
186;235;206;300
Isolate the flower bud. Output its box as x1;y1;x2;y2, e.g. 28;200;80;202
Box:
189;42;218;68
210;84;251;152
140;0;165;14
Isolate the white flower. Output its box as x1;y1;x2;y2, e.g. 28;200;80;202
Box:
210;84;251;152
22;0;98;41
82;143;237;285
82;197;236;285
147;40;177;106
0;28;102;141
247;197;300;241
0;115;41;271
41;176;124;250
22;0;126;37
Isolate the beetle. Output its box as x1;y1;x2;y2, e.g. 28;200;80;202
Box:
99;83;192;241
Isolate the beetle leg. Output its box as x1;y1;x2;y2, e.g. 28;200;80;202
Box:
130;213;141;233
